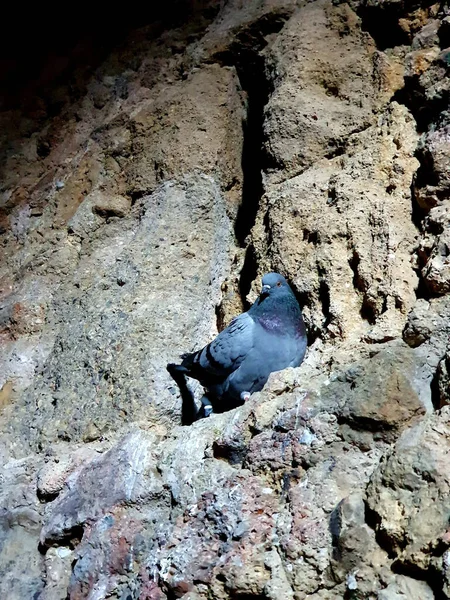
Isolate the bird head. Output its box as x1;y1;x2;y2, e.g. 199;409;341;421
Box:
260;272;290;298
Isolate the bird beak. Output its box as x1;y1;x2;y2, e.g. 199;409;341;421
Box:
261;284;271;296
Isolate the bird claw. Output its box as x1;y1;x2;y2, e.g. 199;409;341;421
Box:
240;391;251;402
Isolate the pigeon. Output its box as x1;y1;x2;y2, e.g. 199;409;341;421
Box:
167;272;307;424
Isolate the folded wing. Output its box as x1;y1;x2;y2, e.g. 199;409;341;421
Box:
181;312;256;385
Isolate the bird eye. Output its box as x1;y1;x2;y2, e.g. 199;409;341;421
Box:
276;281;282;287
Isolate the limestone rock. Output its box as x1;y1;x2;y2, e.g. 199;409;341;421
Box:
366;408;450;572
36;444;101;500
125;64;245;205
322;343;431;446
422;228;450;295
0;455;44;599
9;174;234;449
40;431;168;545
377;576;435;600
262;1;379;182
42;547;73;600
253;102;419;342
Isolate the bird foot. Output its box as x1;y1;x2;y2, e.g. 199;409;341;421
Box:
199;396;213;419
240;391;251;402
203;404;213;417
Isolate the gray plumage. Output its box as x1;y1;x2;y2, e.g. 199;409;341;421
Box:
167;272;307;423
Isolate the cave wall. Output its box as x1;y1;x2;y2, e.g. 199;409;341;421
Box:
1;1;450;598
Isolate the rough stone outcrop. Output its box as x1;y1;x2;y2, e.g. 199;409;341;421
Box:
1;0;450;598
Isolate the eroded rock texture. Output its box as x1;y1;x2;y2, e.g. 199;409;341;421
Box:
1;0;450;598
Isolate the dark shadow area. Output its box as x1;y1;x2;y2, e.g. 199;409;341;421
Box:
37;488;60;504
430;364;444;410
357;3;411;50
329;500;343;551
212;440;247;465
213;12;290;246
357;0;440;52
38;525;84;554
239;244;258;310
439;13;450;48
319;278;332;329
393;82;450;134
284;276;319;346
410;181;426;235
364;500;399;560
391;559;447;600
412;273;433;301
0;1;219;111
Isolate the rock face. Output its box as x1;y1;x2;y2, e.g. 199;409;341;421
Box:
1;0;450;598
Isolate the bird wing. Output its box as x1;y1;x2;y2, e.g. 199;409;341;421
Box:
184;312;256;382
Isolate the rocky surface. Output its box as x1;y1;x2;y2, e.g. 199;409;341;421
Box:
1;0;450;598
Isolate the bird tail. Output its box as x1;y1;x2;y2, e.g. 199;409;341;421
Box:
166;361;199;426
166;362;189;376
